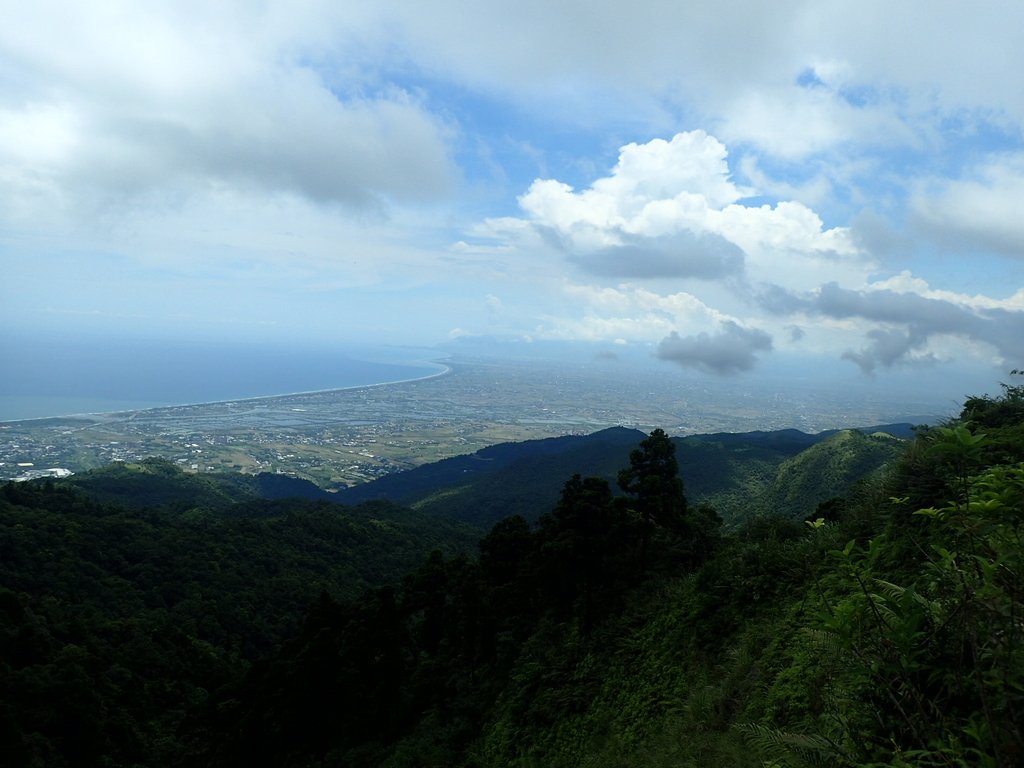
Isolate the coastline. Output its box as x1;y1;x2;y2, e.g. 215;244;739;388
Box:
0;360;452;425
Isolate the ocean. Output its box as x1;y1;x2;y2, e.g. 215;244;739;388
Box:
1;336;446;422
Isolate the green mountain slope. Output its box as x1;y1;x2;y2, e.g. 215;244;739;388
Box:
0;472;479;767
756;429;905;520
66;456;256;509
67;456;336;509
672;432;810;525
334;427;645;521
409;429;644;526
335;425;910;528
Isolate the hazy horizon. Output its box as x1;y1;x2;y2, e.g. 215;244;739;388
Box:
0;329;999;427
0;334;449;421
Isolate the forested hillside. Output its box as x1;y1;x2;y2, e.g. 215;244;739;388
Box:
753;428;905;520
1;388;1021;767
0;479;478;766
336;424;909;527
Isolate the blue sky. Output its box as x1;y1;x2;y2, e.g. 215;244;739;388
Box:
2;1;1023;394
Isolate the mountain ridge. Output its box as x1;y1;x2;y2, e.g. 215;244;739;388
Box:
332;423;914;527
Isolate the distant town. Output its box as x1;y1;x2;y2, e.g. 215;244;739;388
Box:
0;357;950;488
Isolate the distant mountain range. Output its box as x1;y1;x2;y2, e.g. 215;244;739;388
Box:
331;423;914;527
64;422;913;529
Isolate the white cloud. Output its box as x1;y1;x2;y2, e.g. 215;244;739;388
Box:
353;2;1024;159
869;272;1024;312
911;155;1024;258
717;82;915;160
712;201;867;289
518;132;745;242
483;123;1023;375
495;131;868;290
8;2;1023;226
0;1;457;222
536;282;737;344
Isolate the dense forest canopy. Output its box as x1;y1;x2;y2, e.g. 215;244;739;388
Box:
2;382;1023;766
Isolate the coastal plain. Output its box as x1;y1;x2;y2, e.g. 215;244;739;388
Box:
0;357;947;488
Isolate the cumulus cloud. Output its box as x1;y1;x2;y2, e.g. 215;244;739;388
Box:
657;321;773;375
5;0;1024;381
517;131;746;244
493;130;863;288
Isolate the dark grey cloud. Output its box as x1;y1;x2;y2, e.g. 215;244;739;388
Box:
815;283;974;332
841;328;936;374
755;282;809;314
656;320;772;375
759;280;1024;372
563;230;745;280
980;306;1024;362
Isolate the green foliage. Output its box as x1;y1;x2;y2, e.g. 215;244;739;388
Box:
618;428;688;527
762;417;1024;768
0;473;477;766
67;457;253;509
735;723;838;768
759;430;904;521
960;372;1024;429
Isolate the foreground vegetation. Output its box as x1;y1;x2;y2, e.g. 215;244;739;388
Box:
2;383;1022;766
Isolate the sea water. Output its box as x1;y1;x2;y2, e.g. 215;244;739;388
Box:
1;335;445;422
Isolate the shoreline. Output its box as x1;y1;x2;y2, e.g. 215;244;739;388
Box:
0;361;453;426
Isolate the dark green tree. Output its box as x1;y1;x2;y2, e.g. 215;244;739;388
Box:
617;428;687;530
478;515;532;588
617;429;691;571
536;475;634;629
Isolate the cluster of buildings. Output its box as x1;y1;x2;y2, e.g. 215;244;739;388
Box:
1;463;74;483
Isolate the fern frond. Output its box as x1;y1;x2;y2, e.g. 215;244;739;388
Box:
803;628;846;658
735;722;841;768
873;578;906;601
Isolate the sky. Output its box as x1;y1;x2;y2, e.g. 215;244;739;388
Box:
2;1;1023;396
